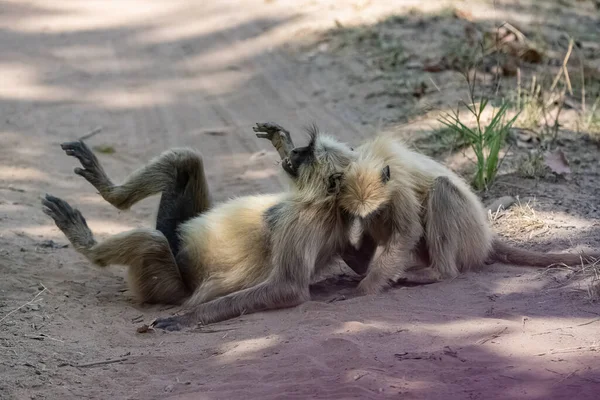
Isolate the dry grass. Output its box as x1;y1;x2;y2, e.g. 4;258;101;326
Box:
544;257;600;302
491;197;549;238
517;150;547;178
583;259;600;302
578;96;600;141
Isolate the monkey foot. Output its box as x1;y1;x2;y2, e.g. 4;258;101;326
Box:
356;278;387;296
60;140;109;187
41;194;88;232
152;315;192;332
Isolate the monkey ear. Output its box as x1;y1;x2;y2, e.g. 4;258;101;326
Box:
327;172;344;195
381;165;391;183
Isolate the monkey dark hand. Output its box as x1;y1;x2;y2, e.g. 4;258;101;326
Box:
60;140;113;192
152;314;194;332
253;122;294;160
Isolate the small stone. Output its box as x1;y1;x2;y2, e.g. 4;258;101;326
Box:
137;324;154;334
486;196;516;214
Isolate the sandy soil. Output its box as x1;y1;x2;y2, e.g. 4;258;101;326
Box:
1;1;599;399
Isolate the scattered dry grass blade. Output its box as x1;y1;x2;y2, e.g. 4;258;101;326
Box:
0;284;48;325
493;197;549;238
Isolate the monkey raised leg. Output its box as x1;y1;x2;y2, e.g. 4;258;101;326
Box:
61;141;211;213
425;176;488;279
61;141;211;255
42;194;189;304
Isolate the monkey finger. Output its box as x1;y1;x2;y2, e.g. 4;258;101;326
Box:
41;194;65;211
60;141;82;151
152;316;186;331
41;199;59;216
74;168;97;183
74;167;89;177
255;133;270;139
41;206;54;218
41;195;75;224
61;142;96;165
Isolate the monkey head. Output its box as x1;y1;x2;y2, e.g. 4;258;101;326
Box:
282;125;356;200
338;159;392;218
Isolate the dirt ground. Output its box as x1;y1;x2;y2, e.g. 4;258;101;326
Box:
1;0;599;399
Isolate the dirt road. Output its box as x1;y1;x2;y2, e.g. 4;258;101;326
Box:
1;1;599;399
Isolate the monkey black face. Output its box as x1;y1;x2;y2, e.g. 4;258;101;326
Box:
282;145;313;177
282;124;322;177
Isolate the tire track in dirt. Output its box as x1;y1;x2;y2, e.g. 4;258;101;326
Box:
222;15;368;145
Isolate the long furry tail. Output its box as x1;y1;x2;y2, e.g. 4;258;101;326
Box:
487;238;599;267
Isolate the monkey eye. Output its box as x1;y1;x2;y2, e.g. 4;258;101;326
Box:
350;147;354;151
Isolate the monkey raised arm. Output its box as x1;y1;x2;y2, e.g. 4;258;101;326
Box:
253;122;295;160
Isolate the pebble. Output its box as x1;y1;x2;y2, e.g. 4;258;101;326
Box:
486;196;516;214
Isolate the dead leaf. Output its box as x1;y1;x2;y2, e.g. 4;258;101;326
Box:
519;48;543;64
412;81;428;98
544;149;571;175
501;60;518;76
93;145;115;154
423;61;446;73
136;324;154;333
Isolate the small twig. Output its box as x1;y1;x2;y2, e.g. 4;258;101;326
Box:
0;284;48;324
576;46;586;113
503;22;527;43
78;127;103;142
536;345;600;356
550;39;574;93
577;317;600;327
499;374;522;381
557;369;579;383
477;326;508;345
74;357;129;368
23;334;64;343
428;77;441;93
193;327;236;334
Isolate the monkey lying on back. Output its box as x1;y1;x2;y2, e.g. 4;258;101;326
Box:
338;133;600;294
42;124;372;330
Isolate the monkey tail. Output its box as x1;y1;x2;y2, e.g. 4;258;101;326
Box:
487;238;599;267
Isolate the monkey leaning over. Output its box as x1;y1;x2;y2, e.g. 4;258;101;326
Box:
41;123;375;330
336;133;600;295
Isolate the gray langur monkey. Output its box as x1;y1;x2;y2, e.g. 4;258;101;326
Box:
41;123;374;330
336;133;600;295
